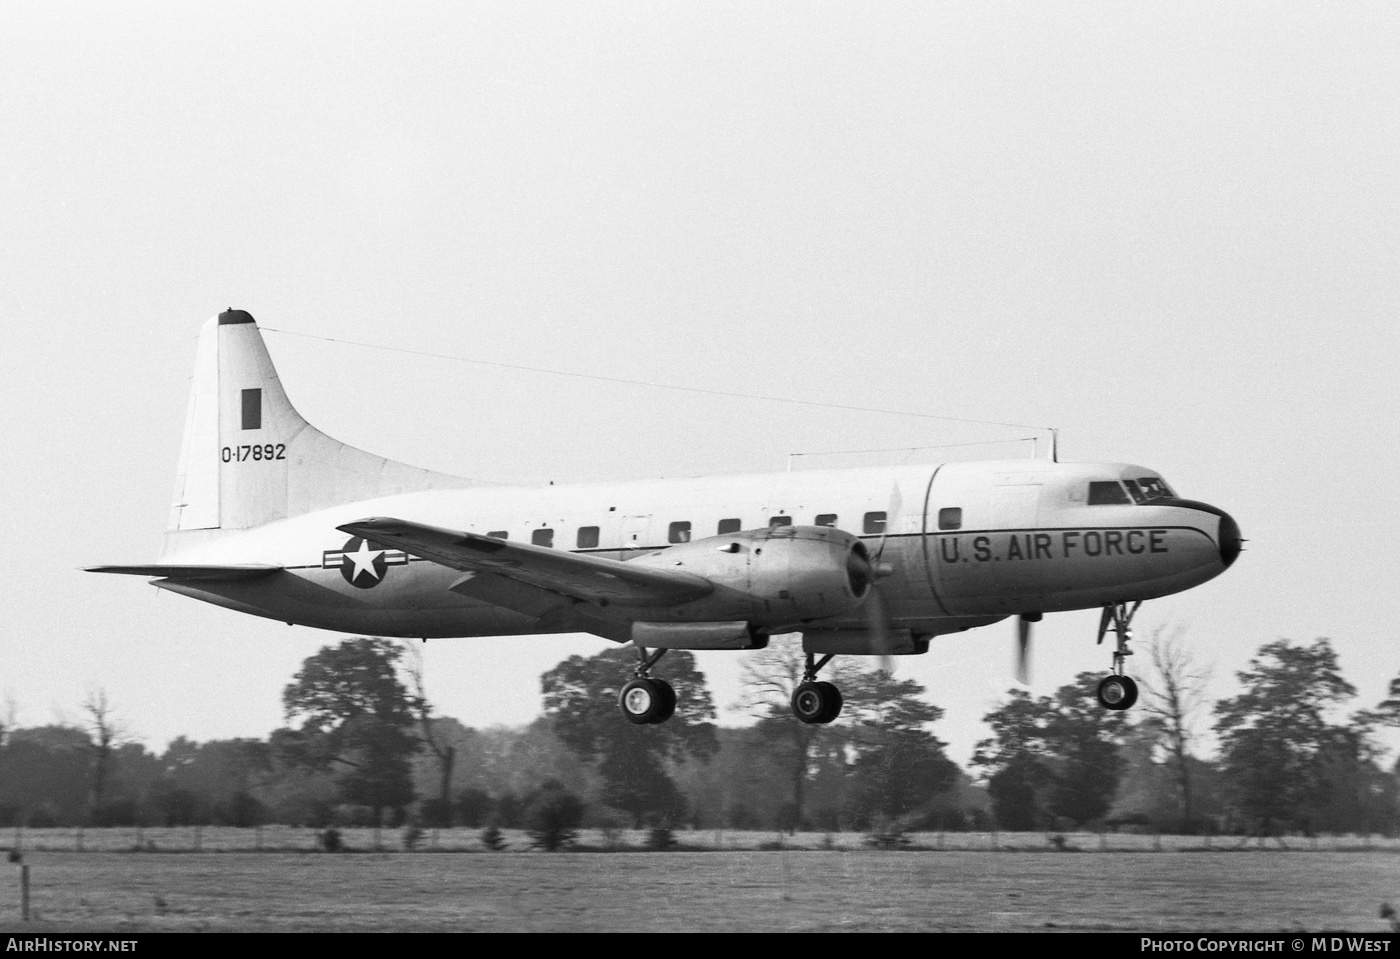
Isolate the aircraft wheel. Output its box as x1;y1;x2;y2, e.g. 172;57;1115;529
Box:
814;681;843;724
620;678;670;725
792;682;840;725
652;679;677;723
1096;675;1138;711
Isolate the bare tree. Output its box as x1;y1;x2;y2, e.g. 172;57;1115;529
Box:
1141;626;1211;830
735;636;812;717
401;641;456;827
735;637;852;833
81;688;127;823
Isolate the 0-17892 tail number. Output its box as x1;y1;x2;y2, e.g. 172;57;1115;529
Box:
222;444;286;462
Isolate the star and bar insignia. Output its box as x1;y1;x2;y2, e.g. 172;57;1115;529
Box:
322;536;411;589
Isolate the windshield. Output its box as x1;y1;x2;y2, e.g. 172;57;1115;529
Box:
1088;481;1131;505
1087;476;1178;505
1123;477;1176;504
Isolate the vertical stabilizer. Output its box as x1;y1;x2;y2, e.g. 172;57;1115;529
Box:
166;309;475;549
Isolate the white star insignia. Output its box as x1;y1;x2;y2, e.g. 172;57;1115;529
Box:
346;540;384;582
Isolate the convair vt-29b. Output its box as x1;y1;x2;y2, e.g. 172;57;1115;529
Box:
90;310;1242;725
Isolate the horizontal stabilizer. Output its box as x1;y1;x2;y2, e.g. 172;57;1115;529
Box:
85;564;282;581
339;517;713;608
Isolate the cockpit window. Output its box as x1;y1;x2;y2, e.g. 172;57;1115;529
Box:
1088;481;1131;505
1123;477;1176;504
1137;477;1174;501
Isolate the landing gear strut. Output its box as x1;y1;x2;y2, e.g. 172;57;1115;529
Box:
791;653;843;725
1095;601;1140;711
618;646;677;725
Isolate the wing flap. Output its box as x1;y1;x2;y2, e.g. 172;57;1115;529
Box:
447;569;573;618
339;516;713;607
447;571;633;643
85;564;282;581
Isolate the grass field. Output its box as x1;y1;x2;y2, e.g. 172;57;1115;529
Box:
2;835;1398;932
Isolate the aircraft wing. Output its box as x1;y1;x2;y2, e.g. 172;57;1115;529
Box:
85;564;282;581
337;517;714;608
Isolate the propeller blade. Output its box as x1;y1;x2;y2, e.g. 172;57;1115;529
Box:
873;482;903;562
863;583;896;676
1015;614;1033;685
867;483;906;675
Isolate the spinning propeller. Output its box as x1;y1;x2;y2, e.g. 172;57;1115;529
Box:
863;583;897;675
862;484;902;675
1015;611;1042;685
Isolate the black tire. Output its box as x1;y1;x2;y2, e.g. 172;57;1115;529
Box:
620;678;665;724
1096;674;1138;711
792;682;834;724
652;679;677;723
814;681;843;724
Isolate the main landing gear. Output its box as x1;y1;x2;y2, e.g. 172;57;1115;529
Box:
618;647;677;725
616;647;846;726
1095;601;1141;711
791;653;843;725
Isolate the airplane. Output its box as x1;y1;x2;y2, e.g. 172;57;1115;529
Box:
89;309;1242;726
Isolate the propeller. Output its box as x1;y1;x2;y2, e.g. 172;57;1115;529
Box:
863;581;897;676
864;483;903;675
1015;612;1042;685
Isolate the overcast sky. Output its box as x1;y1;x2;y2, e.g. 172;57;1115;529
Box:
3;1;1397;766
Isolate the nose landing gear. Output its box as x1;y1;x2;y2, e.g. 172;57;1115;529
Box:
618;646;677;725
791;653;843;724
1095;601;1141;711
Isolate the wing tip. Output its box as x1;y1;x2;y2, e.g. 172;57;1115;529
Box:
337;517;397;534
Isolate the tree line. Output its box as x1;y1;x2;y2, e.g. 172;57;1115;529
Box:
1;632;1397;838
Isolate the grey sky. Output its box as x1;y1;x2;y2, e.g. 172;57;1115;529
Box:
3;2;1397;763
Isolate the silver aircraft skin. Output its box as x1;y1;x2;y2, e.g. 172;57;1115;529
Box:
90;310;1241;723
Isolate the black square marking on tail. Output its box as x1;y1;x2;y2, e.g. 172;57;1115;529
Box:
241;388;262;430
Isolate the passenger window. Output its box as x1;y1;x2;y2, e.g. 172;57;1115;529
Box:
718;518;742;535
1088;481;1131;506
863;511;887;534
938;507;962;530
576;526;600;549
769;516;792;528
487;530;508;540
668;521;692;544
531;528;554;547
815;513;838;527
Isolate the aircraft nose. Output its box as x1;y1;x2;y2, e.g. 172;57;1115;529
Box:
1216;509;1242;568
1166;499;1241;569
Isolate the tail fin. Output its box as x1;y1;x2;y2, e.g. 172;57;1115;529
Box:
165;309;474;551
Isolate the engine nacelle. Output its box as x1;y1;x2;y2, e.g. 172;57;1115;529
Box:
629;524;875;628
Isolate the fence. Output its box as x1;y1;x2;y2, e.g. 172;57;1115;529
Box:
5;825;1400;854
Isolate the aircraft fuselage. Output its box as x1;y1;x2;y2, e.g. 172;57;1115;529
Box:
155;458;1239;641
